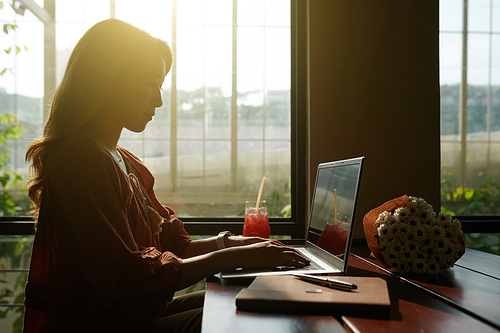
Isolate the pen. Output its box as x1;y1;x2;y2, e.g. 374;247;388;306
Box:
293;273;357;291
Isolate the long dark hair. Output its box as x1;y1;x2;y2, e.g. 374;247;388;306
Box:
26;19;172;219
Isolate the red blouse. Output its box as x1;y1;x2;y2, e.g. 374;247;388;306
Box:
23;134;192;332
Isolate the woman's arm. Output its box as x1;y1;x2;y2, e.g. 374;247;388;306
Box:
181;234;284;258
176;240;309;290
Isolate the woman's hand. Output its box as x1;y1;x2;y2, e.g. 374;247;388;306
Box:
232;240;310;269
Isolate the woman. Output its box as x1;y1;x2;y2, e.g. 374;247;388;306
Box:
24;19;307;333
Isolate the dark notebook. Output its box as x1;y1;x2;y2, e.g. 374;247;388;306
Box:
236;275;391;318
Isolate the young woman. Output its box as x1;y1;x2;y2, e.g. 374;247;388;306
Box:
24;19;307;333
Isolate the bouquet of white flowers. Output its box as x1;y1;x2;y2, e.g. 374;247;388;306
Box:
363;195;465;274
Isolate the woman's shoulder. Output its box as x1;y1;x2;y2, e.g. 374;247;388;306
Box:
49;133;111;170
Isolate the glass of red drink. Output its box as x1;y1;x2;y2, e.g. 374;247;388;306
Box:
243;200;270;238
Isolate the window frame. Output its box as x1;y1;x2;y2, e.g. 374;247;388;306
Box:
180;0;307;238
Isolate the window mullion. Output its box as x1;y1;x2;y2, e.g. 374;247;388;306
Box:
486;0;493;172
231;0;238;192
171;0;178;193
459;0;468;187
262;20;266;180
203;3;207;188
110;0;115;18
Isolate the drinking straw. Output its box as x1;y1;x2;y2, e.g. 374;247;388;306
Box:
256;177;266;210
334;189;337;221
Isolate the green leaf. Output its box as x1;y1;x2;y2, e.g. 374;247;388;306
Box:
441;179;451;187
15;46;21;55
13;291;25;304
14;241;24;257
5;47;11;54
464;188;474;200
3;23;18;34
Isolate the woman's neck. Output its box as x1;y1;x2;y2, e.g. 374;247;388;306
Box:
79;114;122;153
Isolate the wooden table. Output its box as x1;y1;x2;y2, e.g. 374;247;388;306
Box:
201;243;500;333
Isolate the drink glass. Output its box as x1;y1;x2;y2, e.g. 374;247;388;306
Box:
243;200;270;238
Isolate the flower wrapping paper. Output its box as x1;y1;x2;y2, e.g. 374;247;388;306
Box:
363;195;466;274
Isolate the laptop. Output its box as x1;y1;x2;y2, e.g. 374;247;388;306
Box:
221;156;364;279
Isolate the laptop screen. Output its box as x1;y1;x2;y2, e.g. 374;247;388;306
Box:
306;158;363;259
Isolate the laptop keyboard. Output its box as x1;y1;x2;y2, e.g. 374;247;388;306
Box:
296;260;324;271
272;251;325;272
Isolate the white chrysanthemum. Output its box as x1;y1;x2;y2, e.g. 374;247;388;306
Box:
405;241;419;255
383;214;397;227
436;236;451;253
385;257;404;272
431;225;446;240
394;207;412;221
405;200;419;214
402;243;418;262
409;196;433;209
411;225;427;242
432;216;449;229
396;222;411;235
382;240;403;267
406;215;421;228
417;208;435;225
378;225;390;238
444;244;463;267
403;229;418;243
387;223;403;238
378;235;392;252
426;258;444;274
443;242;459;261
435;252;450;268
436;212;452;225
375;211;390;229
387;239;404;256
376;213;398;236
452;218;463;234
412;259;428;274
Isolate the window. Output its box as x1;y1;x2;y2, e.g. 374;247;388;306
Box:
0;0;306;237
440;0;500;251
1;1;305;329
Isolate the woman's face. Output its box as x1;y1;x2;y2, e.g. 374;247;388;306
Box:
106;50;167;133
